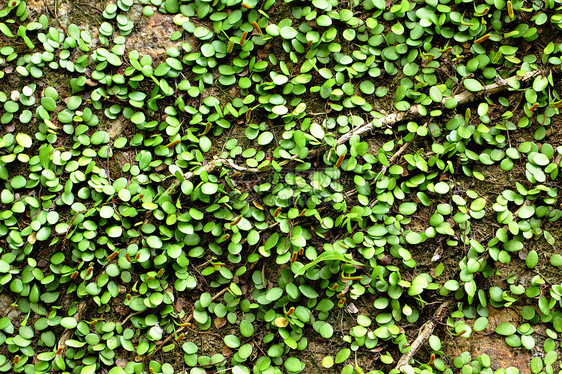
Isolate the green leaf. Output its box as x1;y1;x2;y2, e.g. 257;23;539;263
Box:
533;76;548;92
2;190;15;204
294;251;364;277
322;356;334;368
428;335;441;351
526;250;538;268
470;198;486;211
443;280;459;291
131;111;145;124
532;153;550;166
521;335;535;350
518;205;535;219
530;357;543;374
272;105;288;115
0;23;14;37
16;133;32;148
550;254;562;267
335;348;350;364
146;236;162;249
505;334;521;347
201;182;218;195
357;315;371;327
473;317;488;332
224;335;240;348
240;320;254;337
280;26;298;39
81;365;97;374
67;96;82;110
405;231;423;245
521;306;536;320
200;136;212;152
429;86;443;102
266;287;283;301
495;322;516;336
258;131;274;145
398;202;417;215
165;0;179;13
464;79;484;92
316;322;333;338
309;123;325;139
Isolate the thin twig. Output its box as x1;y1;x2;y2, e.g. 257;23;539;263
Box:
337;69;544;145
394;300;453;372
160;153;294;197
161;157;255;196
121;311;143;326
43;0;67;34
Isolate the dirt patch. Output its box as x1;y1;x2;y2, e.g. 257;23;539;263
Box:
125;5;183;60
0;294;21;321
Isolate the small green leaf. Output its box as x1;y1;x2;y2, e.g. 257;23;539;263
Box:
525;250;538;268
518;205;535;219
266;287;283;301
280;26;298;39
398;202;417;215
201;182;218;195
16;133;32;148
550;254;562;267
495;322;516;336
258;131;274;145
322;356;334;368
405;231;423;245
470;198;486;211
473;317;488;332
223;335;240;348
146;236;162;249
464;79;484;92
335;348;350;364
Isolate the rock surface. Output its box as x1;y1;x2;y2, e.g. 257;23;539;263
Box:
0;294;21;322
443;307;531;371
125;4;182;60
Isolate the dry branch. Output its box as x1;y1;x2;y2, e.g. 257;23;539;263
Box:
337;70;543;145
394;300;453;372
162;70;543;196
162;157;260;196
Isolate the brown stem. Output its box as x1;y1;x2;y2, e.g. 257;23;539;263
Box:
337;69;543;145
162;156;266;196
121;311;143;326
394;300;453;372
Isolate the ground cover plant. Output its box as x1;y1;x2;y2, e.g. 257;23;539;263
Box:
0;0;561;373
